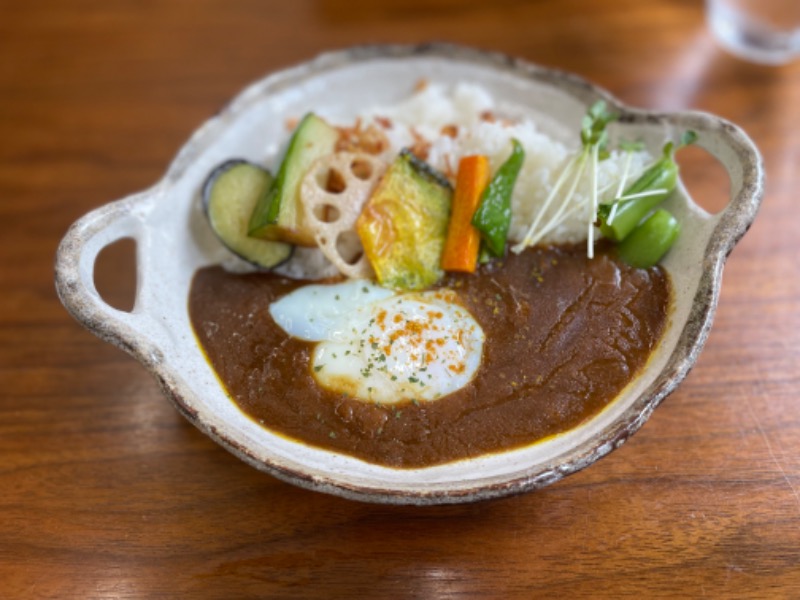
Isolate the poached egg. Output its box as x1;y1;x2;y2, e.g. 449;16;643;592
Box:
269;280;484;404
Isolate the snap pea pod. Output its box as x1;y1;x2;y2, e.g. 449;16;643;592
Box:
600;131;696;244
599;141;678;242
472;139;525;257
617;208;680;268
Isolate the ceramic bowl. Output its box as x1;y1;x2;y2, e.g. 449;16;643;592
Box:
55;44;763;505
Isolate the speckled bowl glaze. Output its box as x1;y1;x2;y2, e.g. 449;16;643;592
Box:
55;44;763;505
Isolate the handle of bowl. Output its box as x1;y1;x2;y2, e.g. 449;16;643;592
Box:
55;186;166;366
679;111;765;257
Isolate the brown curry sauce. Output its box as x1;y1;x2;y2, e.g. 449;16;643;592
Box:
188;243;670;468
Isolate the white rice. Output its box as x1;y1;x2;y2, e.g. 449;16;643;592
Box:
360;82;652;246
272;82;653;279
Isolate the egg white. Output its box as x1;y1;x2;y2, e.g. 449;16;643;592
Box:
269;280;485;404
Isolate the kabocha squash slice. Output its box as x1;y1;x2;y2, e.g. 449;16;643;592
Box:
357;150;452;291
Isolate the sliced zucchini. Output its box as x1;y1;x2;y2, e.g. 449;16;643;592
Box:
356;150;452;291
248;113;340;246
203;160;293;269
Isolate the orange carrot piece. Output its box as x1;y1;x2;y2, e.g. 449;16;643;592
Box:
441;154;491;273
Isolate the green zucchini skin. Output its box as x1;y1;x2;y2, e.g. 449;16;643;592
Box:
202;159;293;269
247;113;340;246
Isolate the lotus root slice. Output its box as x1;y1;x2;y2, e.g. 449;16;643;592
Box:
300;152;385;278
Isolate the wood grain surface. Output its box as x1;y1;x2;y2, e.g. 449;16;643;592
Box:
2;1;799;597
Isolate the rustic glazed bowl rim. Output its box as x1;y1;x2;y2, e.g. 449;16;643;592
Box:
55;43;764;505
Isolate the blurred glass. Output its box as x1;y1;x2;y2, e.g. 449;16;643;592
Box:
706;0;800;64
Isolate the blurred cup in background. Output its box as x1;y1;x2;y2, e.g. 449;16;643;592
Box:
706;0;800;64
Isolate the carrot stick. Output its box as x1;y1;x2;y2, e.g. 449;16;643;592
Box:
441;154;491;273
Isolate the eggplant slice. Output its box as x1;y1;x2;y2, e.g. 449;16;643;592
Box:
202;159;293;269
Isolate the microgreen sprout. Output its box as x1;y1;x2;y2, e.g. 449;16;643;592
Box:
512;100;617;256
598;130;697;243
606;140;645;226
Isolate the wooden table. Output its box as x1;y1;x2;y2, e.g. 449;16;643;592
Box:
3;1;799;597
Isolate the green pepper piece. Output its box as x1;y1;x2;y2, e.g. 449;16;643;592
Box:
617;208;680;268
472;139;525;257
